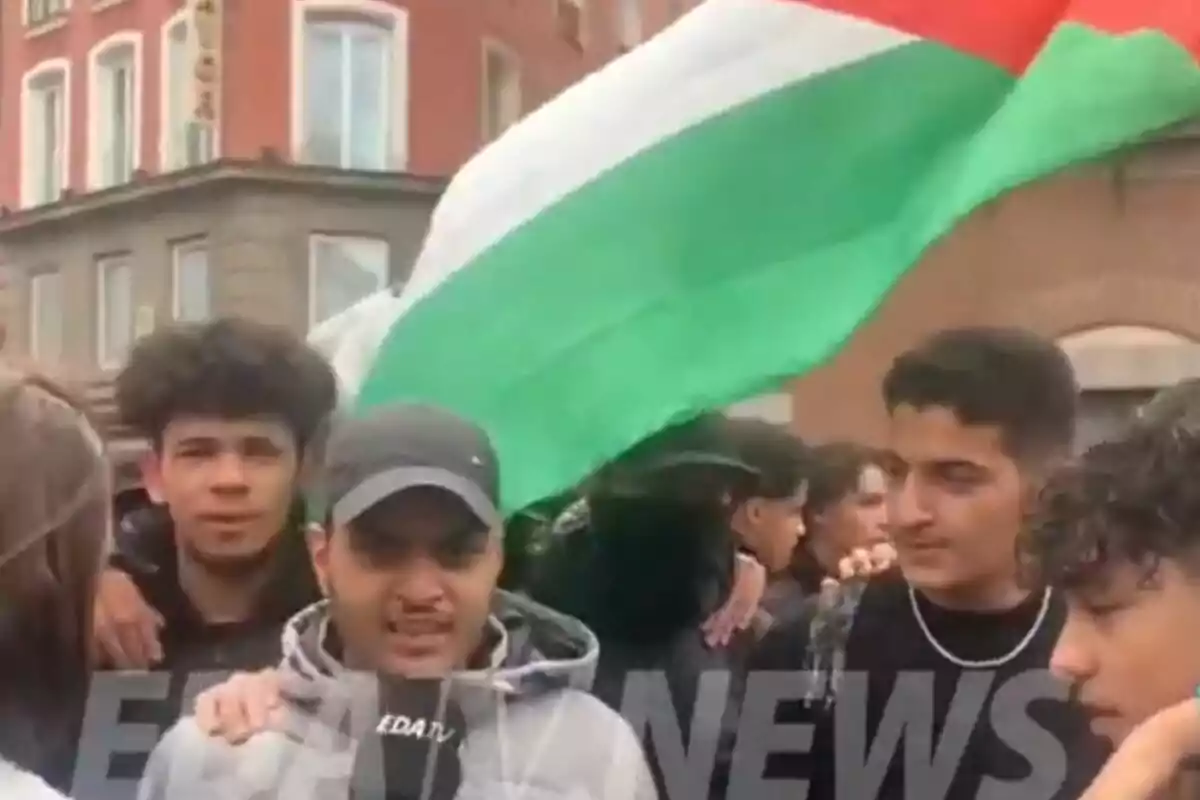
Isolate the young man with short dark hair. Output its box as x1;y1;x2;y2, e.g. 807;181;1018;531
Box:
140;404;656;799
752;327;1106;800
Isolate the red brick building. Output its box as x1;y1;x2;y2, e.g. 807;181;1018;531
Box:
0;0;691;379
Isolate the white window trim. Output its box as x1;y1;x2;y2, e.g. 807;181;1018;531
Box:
290;0;409;170
617;0;642;48
96;255;133;369
22;0;72;28
307;234;389;329
159;10;220;171
19;58;71;209
557;0;587;48
171;239;209;320
480;40;522;143
86;30;143;190
29;271;62;361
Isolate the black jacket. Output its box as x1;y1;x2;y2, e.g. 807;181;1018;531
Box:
109;491;319;671
110;492;320;672
528;496;751;800
99;492;321;791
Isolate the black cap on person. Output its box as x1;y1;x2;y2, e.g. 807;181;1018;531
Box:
318;404;501;530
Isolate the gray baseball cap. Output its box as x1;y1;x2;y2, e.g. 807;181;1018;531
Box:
317;404;501;530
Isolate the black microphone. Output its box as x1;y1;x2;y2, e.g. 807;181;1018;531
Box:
350;677;466;800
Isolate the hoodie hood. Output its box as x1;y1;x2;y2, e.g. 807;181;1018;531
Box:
275;589;599;726
0;760;67;800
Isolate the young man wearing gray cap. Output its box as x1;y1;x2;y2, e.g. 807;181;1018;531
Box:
138;403;657;800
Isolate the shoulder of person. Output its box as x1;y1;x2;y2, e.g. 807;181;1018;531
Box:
138;716;312;800
0;759;68;800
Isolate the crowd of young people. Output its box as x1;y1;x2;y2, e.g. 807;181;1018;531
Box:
0;318;1197;799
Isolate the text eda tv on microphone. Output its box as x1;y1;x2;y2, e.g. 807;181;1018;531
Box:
350;677;465;800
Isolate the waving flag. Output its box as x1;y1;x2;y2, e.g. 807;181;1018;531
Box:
312;0;1200;512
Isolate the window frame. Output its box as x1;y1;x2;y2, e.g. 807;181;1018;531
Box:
480;40;522;144
25;0;70;28
29;270;64;362
96;254;134;369
159;11;217;171
307;234;390;330
171;238;211;322
20;59;71;208
554;0;586;49
291;0;409;171
87;31;143;190
616;0;642;49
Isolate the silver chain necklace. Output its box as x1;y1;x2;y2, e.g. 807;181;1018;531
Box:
908;585;1053;669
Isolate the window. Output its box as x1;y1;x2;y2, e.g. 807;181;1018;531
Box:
617;0;642;48
29;272;64;362
481;44;521;143
172;240;210;321
555;0;584;47
161;16;214;170
26;0;68;27
303;17;394;170
21;64;69;207
89;35;141;189
97;255;133;368
308;235;388;328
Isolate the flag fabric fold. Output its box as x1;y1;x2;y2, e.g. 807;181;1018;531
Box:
311;0;1200;512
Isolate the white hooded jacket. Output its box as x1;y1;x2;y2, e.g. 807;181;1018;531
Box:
0;759;68;800
139;591;657;800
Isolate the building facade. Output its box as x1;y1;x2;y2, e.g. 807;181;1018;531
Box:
0;0;691;383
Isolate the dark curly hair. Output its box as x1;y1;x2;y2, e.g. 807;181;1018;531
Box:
116;318;337;452
882;327;1077;461
1024;426;1200;592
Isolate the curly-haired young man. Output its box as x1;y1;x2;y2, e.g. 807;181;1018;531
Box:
97;318;337;673
1030;425;1200;748
76;319;339;793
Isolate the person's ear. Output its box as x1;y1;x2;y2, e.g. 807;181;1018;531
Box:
306;522;332;598
140;450;167;504
744;497;766;524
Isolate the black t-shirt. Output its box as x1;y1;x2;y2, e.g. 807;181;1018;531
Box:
751;575;1109;800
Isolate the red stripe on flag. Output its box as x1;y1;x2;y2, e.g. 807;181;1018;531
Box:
794;0;1066;73
1067;0;1200;59
793;0;1200;72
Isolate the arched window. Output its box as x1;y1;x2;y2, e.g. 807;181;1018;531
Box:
160;12;215;170
87;32;143;189
20;59;70;208
1060;326;1200;451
